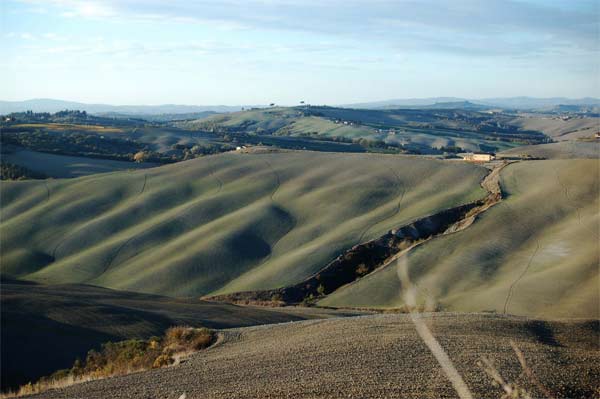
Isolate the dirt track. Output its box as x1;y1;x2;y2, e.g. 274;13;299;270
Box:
24;313;599;399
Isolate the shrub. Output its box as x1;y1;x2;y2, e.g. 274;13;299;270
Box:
316;284;326;296
356;263;369;276
152;354;174;369
270;293;283;303
165;326;214;351
4;327;214;398
133;151;147;162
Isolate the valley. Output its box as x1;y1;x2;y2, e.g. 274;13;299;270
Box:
1;104;598;398
0;151;487;297
4;1;599;397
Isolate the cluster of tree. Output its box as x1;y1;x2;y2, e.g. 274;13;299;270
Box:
54;110;88;118
1;129;145;161
3;110;89;122
437;145;465;153
473;126;550;144
299;109;325;117
273;125;293;136
279;130;355;143
1;162;46;180
184;120;230;134
2;110;145;127
169;142;235;160
352;137;404;152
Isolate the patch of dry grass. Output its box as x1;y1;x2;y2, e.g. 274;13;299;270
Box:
12;123;123;133
0;327;214;398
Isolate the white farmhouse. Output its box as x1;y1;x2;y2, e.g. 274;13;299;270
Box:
462;153;495;162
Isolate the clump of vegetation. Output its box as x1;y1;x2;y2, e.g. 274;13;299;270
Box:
0;162;46;180
163;326;214;353
302;293;316;306
1;128;180;164
75;338;162;378
3;327;214;398
0;129;143;161
270;293;284;305
355;263;369;277
438;145;465;153
133;151;148;162
2;110;143;127
171;142;236;160
316;284;326;296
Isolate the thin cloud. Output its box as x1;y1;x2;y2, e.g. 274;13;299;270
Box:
16;0;598;57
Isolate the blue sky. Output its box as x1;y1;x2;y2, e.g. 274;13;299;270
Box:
2;0;598;105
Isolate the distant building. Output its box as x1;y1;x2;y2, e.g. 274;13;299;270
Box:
462;153;495;162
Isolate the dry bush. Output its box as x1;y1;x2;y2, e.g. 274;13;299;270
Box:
164;326;214;351
2;327;214;398
356;263;369;276
316;284;326;296
152;354;174;369
270;293;283;303
1;374;95;398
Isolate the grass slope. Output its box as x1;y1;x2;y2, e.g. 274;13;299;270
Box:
321;159;600;319
124;126;223;154
510;116;599;141
499;141;600;159
0;151;486;297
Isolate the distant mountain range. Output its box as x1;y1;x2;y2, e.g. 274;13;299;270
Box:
0;99;247;115
1;97;599;116
344;97;600;110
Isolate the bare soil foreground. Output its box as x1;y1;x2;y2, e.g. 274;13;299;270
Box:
0;279;366;390
23;313;599;399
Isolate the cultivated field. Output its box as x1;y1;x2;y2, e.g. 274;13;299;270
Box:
1;279;364;390
11;123;123;133
0;151;487;297
120;126;223;154
510;116;599;141
321;159;600;319
19;313;600;399
499;141;600;159
2;148;156;178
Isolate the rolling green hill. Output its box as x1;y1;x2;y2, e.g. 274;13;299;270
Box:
0;151;486;297
499;141;600;159
320;159;599;318
509;116;599;141
178;106;549;154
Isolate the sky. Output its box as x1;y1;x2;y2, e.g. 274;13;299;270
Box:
1;0;599;105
